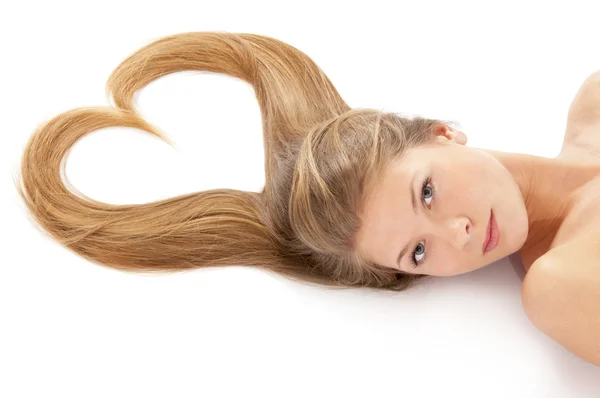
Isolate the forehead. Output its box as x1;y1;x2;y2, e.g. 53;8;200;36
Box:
362;144;438;211
356;148;425;266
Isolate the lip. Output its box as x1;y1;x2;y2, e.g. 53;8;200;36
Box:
482;210;500;254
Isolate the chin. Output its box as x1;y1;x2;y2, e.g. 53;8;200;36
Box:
503;216;529;255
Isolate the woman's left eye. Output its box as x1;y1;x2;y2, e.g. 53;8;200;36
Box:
421;177;434;207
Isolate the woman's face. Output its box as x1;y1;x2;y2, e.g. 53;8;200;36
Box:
355;126;529;276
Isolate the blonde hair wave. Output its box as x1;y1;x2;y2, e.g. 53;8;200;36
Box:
16;32;444;291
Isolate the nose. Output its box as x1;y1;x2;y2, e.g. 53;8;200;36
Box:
438;216;472;249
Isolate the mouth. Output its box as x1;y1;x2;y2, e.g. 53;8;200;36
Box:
482;209;500;254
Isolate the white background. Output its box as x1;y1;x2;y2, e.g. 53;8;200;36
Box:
2;1;600;397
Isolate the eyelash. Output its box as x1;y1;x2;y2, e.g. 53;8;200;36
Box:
411;177;433;268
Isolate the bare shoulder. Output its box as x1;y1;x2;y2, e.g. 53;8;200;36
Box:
518;70;600;365
521;230;600;365
560;69;600;161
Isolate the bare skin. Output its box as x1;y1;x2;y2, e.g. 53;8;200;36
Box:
466;72;600;366
357;69;600;366
516;70;600;366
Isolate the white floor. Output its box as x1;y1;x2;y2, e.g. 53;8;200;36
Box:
3;1;600;396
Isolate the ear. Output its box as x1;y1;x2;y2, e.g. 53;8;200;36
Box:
432;124;468;145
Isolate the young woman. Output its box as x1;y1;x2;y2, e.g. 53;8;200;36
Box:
15;32;600;366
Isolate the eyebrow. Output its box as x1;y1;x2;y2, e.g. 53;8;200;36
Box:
396;173;418;268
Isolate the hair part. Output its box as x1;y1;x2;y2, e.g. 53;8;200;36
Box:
16;31;449;291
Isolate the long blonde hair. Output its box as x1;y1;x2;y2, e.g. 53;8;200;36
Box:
16;32;444;291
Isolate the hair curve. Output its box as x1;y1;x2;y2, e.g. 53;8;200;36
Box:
16;32;444;291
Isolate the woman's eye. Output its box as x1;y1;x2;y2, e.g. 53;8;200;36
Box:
421;177;433;207
412;241;426;267
412;177;434;267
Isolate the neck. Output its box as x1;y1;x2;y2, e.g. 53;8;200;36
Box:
480;149;589;258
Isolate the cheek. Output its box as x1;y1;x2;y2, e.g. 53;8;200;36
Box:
438;178;480;214
429;245;483;277
427;250;464;276
450;171;496;209
441;261;480;276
